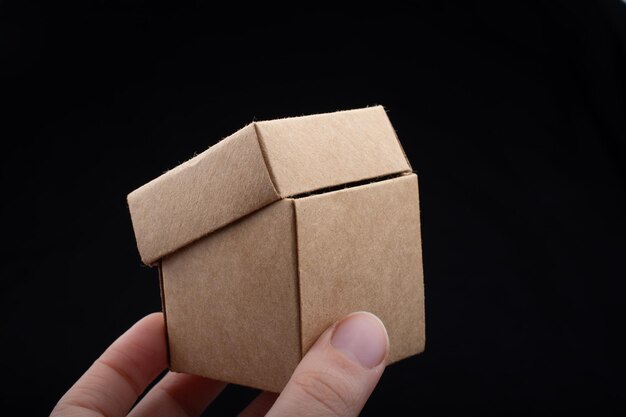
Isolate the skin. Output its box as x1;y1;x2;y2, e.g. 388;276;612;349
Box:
51;312;388;417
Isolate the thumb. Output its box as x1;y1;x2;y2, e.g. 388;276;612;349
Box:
266;312;389;417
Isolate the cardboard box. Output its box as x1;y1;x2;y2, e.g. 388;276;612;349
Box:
128;106;425;392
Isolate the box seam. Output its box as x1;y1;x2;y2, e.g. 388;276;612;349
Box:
291;199;304;360
158;262;172;368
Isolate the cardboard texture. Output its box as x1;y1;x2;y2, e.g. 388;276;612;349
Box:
128;106;425;392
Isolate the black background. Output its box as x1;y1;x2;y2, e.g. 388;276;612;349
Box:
2;2;626;415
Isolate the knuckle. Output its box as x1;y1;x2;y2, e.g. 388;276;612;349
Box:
291;370;357;416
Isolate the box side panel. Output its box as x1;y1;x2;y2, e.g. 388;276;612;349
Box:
255;106;411;197
161;199;301;392
295;174;424;363
128;124;279;265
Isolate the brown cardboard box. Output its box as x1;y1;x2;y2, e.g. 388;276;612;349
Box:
128;106;425;392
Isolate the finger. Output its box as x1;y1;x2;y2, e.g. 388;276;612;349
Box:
266;312;389;417
237;391;278;417
128;372;226;417
51;313;167;417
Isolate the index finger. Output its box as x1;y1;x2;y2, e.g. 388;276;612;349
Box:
51;313;168;417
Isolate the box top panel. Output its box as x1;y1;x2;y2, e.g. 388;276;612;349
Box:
128;106;411;264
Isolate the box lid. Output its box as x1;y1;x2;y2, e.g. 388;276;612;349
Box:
128;106;411;264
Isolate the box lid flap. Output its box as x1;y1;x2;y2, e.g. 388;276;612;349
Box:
128;106;411;265
128;124;280;265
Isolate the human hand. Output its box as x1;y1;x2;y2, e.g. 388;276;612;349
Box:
51;311;389;416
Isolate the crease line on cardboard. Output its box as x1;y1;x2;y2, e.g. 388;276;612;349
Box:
252;122;280;196
291;199;304;360
382;106;413;171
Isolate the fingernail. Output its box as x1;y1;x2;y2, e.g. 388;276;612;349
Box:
330;312;389;369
